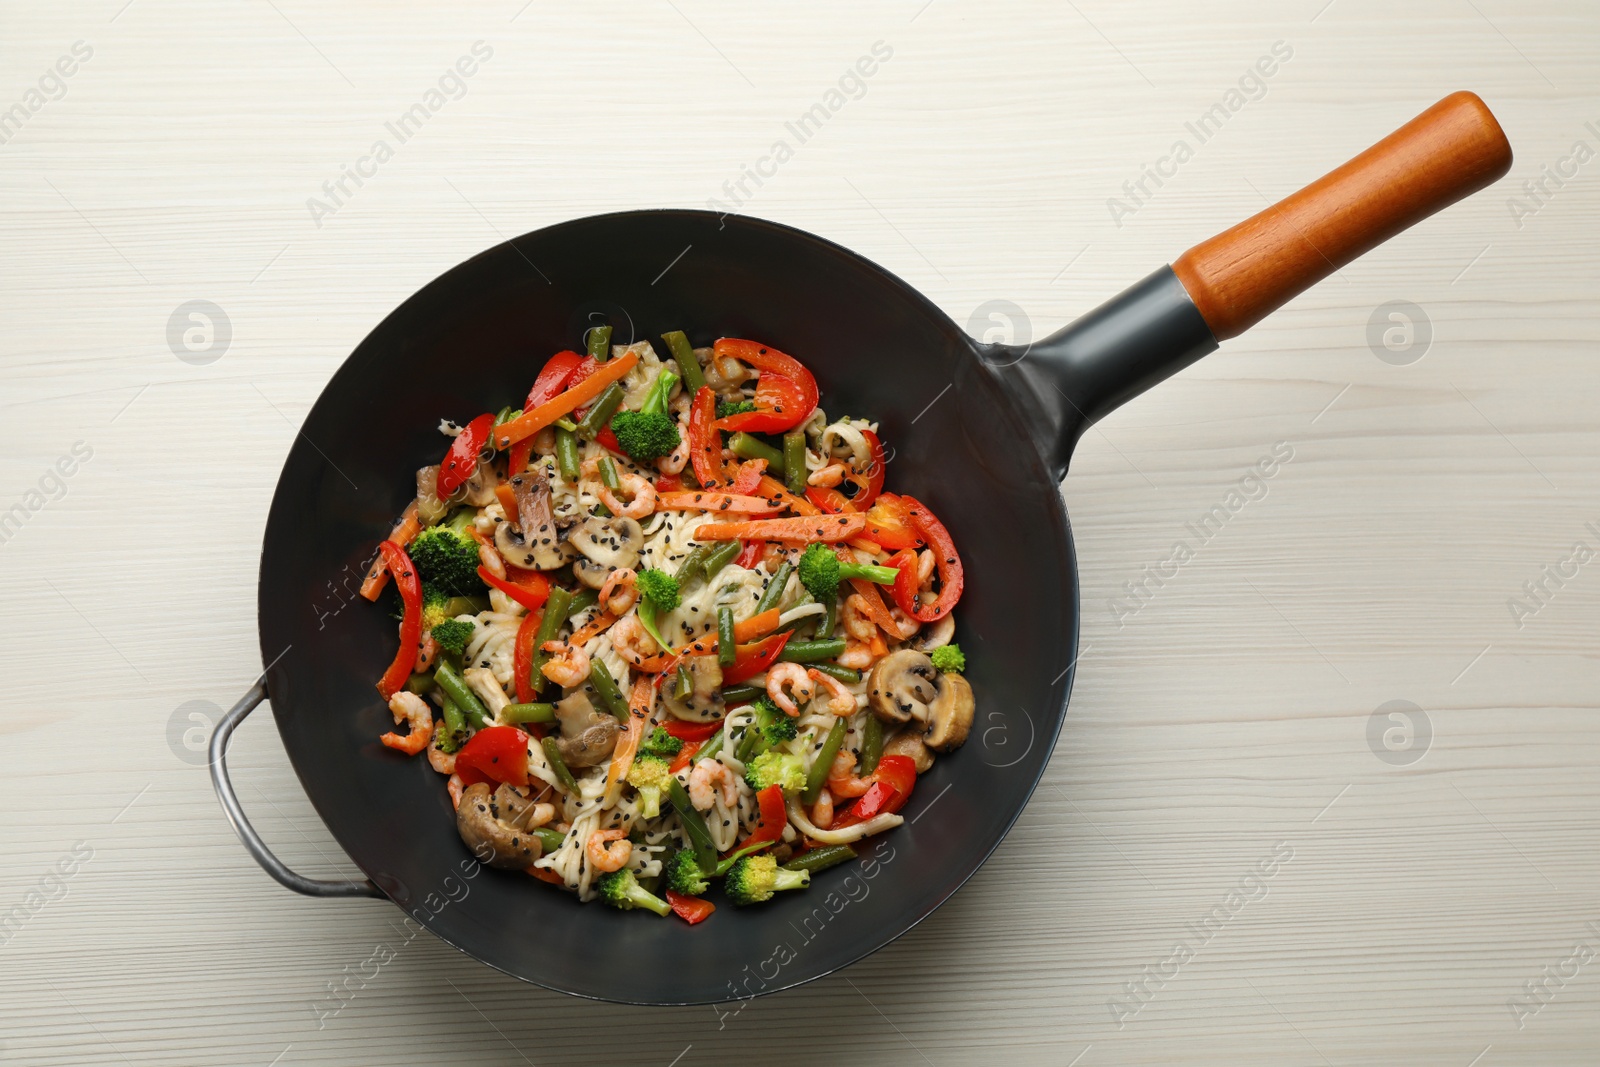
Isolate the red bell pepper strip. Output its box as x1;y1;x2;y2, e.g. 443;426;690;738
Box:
831;755;917;828
492;351;640;449
662;719;722;742
692;514;866;543
687;386;725;488
667;739;704;774
887;496;963;622
709;338;818;432
804;485;855;514
478;565;551;612
851;429;887;510
655;473;684;494
359;501;421;602
743;784;789;847
455;725;531;788
438;413;495;498
725;458;767;495
713;372;811;434
735;541;761;568
657;491;784;515
721;631;793;685
512;609;543;704
507;350;585;475
375;540;423;700
861;493;920;550
665;889;716;925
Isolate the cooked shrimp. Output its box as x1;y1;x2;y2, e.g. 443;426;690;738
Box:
582;456;657;519
586;828;632;873
599;568;639;616
807;461;847;487
917;548;936;589
427;731;456;775
827;750;872;798
810;787;835;829
478;539;506;580
689;759;739;811
415;630;439;673
380;691;433;755
837;641;876;669
531;426;558;456
610;614;661;667
447;773;466;810
807;668;857;716
887;604;921;641
766;662;815;716
539;640;591;688
841;594;876;642
656;421;690;475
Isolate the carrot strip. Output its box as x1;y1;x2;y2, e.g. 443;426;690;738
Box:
492;351;639;449
657;491;784;515
692;514;865;543
569;610;620;648
757;475;820;516
669;608;782;658
848;577;901;638
603;676;655;805
847;538;885;557
494;483;519;516
359;501;420;601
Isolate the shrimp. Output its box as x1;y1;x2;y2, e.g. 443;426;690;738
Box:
610;614;661;667
427;731;456;775
807;668;857;716
447;773;466;810
689;759;739;811
599;568;639;616
807;461;847;487
837;641;876;669
656;420;691;475
478;539;507;580
380;691;433;755
539;640;591;688
766;662;815;716
917;548;936;589
531;426;558;456
810;787;835;829
586;828;632;873
887;604;921;641
582;456;657;519
828;750;873;798
414;630;439;673
841;594;877;642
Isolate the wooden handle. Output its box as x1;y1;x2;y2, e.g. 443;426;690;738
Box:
1172;91;1512;341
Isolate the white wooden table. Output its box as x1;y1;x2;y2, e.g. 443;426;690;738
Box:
3;1;1596;1063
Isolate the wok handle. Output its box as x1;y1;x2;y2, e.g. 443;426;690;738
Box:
209;680;384;899
1172;91;1512;340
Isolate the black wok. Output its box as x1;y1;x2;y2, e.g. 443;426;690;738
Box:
211;93;1510;1004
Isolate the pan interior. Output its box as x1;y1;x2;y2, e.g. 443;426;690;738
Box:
258;210;1079;1004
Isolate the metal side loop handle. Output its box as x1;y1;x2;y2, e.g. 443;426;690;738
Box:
209;679;383;899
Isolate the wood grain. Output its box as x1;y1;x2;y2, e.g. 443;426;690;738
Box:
2;1;1598;1065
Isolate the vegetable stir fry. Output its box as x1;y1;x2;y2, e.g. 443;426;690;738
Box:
360;331;970;922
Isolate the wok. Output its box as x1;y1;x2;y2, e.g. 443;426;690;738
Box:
211;93;1511;1004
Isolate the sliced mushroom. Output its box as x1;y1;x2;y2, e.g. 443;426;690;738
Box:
866;649;941;725
456;782;542;869
662;654;725;723
911;614;956;652
567;515;643;589
496;470;571;570
923;672;974;752
460;459;499;506
883;729;934;773
551;691;620;768
415;465;449;525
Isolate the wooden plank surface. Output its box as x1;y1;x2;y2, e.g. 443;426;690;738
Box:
2;1;1597;1063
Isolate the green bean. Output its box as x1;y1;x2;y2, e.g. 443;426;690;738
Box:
858;714;883;775
716;607;736;668
598;455;620;491
574;382;624;440
692;726;725;764
815;598;838;640
779;638;847;664
555;427;581;482
531;587;574;694
588;658;630;721
437;694;467;753
533;827;566;854
540;737;580;794
808;662;861;684
565;588;598;619
667;778;718;873
802;718;848;805
441;595;489;618
783;431;808;494
586;324;612;362
674;544;712;586
720;684;764;706
493;404;516;426
784;845;857;874
674;663;693;700
404;672;433;695
728;432;784;473
501;702;555;725
434;660;490;729
661;330;706;395
756;561;793;615
592;503;612;518
554;417;578;433
701;540;743;581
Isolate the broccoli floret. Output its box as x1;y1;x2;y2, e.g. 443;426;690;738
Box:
930;644;965;673
430;619;475;657
611;409;681;464
797;542;903;603
408;511;485;597
664;848;710;896
744;750;806;795
626;752;672;818
641;370;680;417
595;869;671;916
749;696;797;755
642;726;684;759
636;568;681;613
716;399;757;419
724;854;810;906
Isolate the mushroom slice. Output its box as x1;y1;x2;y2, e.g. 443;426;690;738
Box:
662;654;725;723
496;470;570;570
882;729;934;774
551;691;621;768
415;464;449;525
567;515;643;589
456;782;542;869
866;649;941;725
460;459;500;506
911;614;955;652
923;672;974;752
